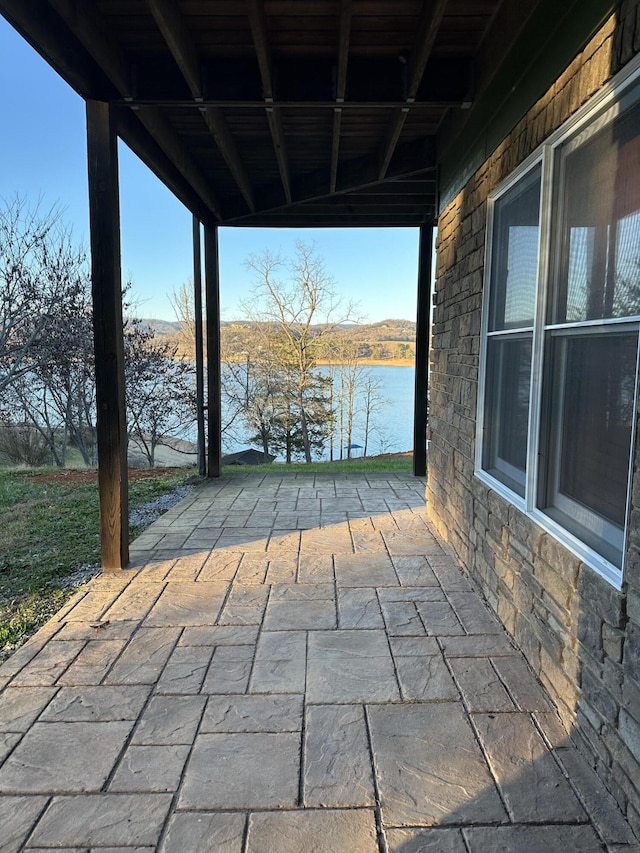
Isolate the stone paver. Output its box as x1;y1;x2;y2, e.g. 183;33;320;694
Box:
0;472;635;851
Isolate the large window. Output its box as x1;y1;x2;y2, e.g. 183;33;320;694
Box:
477;72;640;586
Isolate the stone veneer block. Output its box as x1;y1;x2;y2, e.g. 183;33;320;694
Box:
0;721;133;793
201;694;303;732
472;713;587;822
307;630;400;702
246;808;379;853
178;731;300;808
160;812;246;853
368;703;506;826
28;793;172;847
385;828;468;853
304;704;375;806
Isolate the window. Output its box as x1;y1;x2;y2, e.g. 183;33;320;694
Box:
477;71;640;586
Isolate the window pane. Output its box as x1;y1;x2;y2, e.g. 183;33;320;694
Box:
483;335;532;496
489;165;541;331
541;331;638;565
553;101;640;322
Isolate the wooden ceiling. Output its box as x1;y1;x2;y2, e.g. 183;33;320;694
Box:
1;1;551;227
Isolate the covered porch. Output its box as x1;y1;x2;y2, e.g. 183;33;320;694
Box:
0;472;634;850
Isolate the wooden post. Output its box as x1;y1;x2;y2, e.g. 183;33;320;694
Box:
193;216;206;477
204;223;222;477
413;224;433;478
86;100;129;569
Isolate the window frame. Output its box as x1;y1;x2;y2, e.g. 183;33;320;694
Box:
476;55;640;589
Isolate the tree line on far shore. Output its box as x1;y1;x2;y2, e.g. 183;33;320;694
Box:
0;197;407;468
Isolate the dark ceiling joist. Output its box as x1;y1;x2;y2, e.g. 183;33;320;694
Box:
135;106;223;218
330;0;352;193
48;0;222;221
247;0;292;204
116;107;216;227
146;0;256;212
226;135;436;223
48;0;131;98
146;0;202;99
378;0;449;180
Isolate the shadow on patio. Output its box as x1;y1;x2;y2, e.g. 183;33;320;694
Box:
0;472;636;851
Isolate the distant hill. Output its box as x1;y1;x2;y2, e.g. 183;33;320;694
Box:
140;318;182;336
139;318;417;363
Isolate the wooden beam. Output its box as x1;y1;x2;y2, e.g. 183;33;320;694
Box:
226;135;436;222
413;224;433;478
147;0;202;99
379;0;448;180
49;0;221;221
330;0;352;193
48;0;131;97
247;0;292;204
86;100;128;570
193;216;206;478
135;106;223;219
204;224;222;478
146;0;255;211
202;107;256;212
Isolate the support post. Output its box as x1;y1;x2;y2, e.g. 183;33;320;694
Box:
193;216;206;477
204;223;222;477
86;100;129;569
413;223;433;477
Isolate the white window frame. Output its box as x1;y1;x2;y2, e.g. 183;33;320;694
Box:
476;54;640;589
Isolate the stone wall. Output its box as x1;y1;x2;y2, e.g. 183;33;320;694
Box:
427;2;640;835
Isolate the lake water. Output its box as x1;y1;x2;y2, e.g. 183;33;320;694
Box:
222;364;416;461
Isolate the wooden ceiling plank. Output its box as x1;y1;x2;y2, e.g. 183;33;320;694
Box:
136;105;223;218
48;0;132;97
330;0;352;193
378;0;449;180
247;0;292;203
48;0;222;221
146;0;203;98
202;106;256;211
146;0;255;212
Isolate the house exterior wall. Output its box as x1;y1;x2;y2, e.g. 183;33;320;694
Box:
427;2;640;833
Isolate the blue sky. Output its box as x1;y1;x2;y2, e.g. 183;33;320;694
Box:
0;17;420;323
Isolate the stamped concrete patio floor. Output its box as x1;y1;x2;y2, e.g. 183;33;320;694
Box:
0;473;636;852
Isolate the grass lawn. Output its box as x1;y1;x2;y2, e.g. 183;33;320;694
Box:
222;454;414;475
0;467;196;658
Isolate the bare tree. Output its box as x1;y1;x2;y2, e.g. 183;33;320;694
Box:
242;241;358;463
124;319;197;467
0;196;86;396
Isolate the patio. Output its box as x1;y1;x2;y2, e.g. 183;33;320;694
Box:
0;472;635;851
